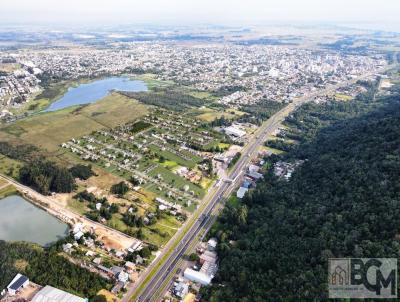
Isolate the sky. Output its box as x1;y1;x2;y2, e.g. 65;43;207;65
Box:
1;0;399;31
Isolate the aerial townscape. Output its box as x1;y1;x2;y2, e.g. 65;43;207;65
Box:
1;1;400;302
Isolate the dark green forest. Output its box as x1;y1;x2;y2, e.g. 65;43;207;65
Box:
119;88;205;111
205;88;400;301
20;160;76;195
0;241;111;298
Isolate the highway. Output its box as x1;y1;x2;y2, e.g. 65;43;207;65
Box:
126;91;324;302
123;64;397;302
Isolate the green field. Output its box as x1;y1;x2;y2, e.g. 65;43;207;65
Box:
148;166;204;198
195;107;246;122
133;73;174;90
335;94;353;101
0;184;18;199
0;155;23;179
148;145;196;168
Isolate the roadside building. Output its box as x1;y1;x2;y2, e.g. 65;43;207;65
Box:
224;126;246;138
199;251;218;265
111;281;125;294
184;268;212;286
246;171;263;181
236;187;249;199
173;281;189;300
207;238;218;251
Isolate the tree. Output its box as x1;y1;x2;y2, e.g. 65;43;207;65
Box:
139;247;151;258
92;295;107;302
189;253;200;262
110;181;129;196
19;160;76;194
69;164;95;180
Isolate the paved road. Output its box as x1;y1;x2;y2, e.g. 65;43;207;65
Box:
124;65;397;302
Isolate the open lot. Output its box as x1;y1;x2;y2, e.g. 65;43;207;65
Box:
194;107;246;122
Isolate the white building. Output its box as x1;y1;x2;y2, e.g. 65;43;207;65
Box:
207;238;218;251
236;187;249;199
7;274;29;296
224;126;246;138
184;268;212;286
31;285;87;302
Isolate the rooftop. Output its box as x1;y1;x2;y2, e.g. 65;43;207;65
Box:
31;285;87;302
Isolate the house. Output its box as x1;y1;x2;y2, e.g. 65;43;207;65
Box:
115;251;125;258
73;223;83;234
236;187;248;199
74;231;84;241
130;240;142;252
7;274;29;296
248;164;260;173
117;271;129;283
85;251;95;257
111;281;125;294
207;238;218;251
111;266;124;276
98;265;114;277
199;251;218;265
242;180;252;189
173;281;189;299
124;261;136;272
31;285;86;302
246;171;263;181
184;268;212;286
93;257;102;265
136;255;144;265
62;243;74;254
200;261;218;278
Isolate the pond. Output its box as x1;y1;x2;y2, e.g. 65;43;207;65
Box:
0;195;69;246
44;76;148;112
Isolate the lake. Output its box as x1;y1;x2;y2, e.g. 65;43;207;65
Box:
44;77;148;112
0;195;69;246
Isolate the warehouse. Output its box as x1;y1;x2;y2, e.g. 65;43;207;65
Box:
31;285;87;302
184;268;212;286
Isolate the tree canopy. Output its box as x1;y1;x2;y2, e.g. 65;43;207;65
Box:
205;89;400;301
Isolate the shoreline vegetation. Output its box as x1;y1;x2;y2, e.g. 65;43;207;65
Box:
9;73;167;118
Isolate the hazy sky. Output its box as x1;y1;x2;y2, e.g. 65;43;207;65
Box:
1;0;399;31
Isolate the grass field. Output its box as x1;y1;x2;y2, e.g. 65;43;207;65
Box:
159;160;178;169
195;107;245;122
262;146;286;155
0;184;18;199
148;145;196;169
0;93;148;153
0;155;23;179
133;73;174;90
148;166;204;198
335;94;353;101
217;142;230;150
